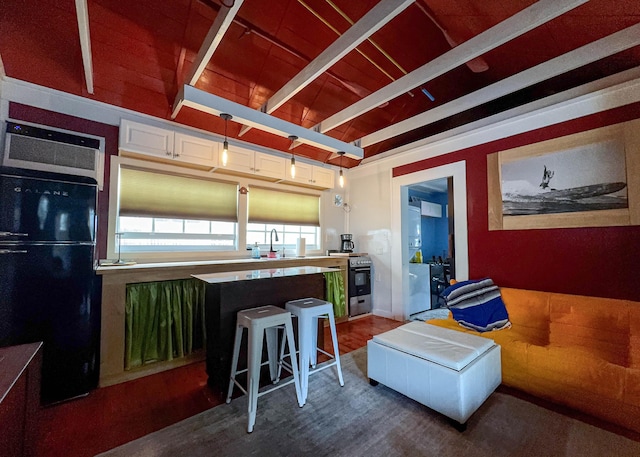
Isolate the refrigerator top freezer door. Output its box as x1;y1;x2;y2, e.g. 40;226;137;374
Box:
0;167;97;243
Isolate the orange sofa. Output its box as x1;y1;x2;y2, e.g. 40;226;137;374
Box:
427;287;640;434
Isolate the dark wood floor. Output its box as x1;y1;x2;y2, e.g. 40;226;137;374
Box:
35;315;403;457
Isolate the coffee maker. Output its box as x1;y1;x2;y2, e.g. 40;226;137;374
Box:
340;234;354;253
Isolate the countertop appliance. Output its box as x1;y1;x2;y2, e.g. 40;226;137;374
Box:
340;233;354;253
348;255;372;317
0;166;101;404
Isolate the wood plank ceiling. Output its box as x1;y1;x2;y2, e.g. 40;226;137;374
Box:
0;0;639;167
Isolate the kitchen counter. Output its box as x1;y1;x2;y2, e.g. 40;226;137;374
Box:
96;255;339;274
192;266;337;284
194;266;334;391
98;256;347;387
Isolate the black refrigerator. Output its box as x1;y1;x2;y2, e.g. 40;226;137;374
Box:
0;166;101;404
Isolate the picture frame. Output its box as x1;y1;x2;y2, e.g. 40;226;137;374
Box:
488;118;640;230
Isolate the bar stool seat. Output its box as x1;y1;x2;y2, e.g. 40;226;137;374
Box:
226;305;303;433
282;298;344;404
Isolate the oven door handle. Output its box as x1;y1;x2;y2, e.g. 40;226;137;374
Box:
352;267;371;272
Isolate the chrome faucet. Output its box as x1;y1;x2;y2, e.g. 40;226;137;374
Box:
269;228;279;253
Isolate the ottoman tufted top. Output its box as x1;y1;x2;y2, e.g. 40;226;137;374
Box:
372;321;496;371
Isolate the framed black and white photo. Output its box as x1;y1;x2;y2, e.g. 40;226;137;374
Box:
488;119;640;230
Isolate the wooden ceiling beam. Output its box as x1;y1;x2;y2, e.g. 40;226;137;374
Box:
313;0;589;135
171;0;244;119
74;0;94;94
237;0;414;137
179;84;363;158
360;23;640;148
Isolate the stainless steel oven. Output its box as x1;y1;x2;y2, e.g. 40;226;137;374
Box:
348;256;372;316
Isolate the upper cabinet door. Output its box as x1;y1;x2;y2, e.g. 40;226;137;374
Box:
286;160;313;185
284;162;334;189
174;133;218;167
254;152;286;179
120;120;174;158
312;166;335;189
222;144;255;173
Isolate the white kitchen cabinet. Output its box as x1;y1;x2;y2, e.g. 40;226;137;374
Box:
120;120;218;168
254;151;286;179
421;201;442;218
220;145;286;180
222;144;255;173
174;132;219;167
120;120;174;158
311;166;335;189
285;161;334;189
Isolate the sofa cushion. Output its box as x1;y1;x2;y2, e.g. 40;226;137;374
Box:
549;293;630;367
526;344;626;402
500;288;550;346
630;304;640;369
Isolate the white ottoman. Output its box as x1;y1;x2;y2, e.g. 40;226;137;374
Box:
367;321;501;429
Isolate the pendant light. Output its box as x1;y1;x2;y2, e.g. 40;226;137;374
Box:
288;135;298;179
337;151;345;188
220;113;232;166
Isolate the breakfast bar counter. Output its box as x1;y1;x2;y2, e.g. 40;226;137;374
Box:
193;266;336;391
96;256;347;387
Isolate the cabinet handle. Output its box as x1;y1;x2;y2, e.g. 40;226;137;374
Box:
255;169;260;172
166;151;172;156
175;153;180;157
0;232;28;237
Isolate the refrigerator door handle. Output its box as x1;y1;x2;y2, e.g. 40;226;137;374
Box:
0;249;28;254
0;231;29;237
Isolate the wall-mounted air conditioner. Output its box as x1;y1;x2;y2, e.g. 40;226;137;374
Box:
2;121;105;189
421;201;442;218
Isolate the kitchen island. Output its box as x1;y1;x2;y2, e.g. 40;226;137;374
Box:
193;266;336;392
96;256;347;387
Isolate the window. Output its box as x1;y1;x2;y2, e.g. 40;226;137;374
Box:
117;167;238;252
247;187;321;251
246;223;319;250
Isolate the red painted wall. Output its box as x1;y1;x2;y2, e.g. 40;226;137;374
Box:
8;103;118;260
394;102;640;301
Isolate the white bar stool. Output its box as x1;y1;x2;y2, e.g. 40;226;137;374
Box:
280;298;344;404
226;305;303;433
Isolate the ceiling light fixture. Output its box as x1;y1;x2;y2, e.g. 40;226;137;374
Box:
220;113;232;166
337;151;345;188
288;135;298;179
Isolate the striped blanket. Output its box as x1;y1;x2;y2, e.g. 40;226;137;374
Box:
442;278;511;332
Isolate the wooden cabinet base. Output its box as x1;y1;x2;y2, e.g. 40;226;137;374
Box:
0;342;42;457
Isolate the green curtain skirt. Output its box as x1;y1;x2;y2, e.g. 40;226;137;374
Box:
324;271;347;318
125;278;205;370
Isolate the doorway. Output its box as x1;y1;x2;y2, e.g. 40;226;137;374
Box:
405;178;453;319
390;161;469;321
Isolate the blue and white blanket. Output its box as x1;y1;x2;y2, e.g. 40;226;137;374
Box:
442;278;511;332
